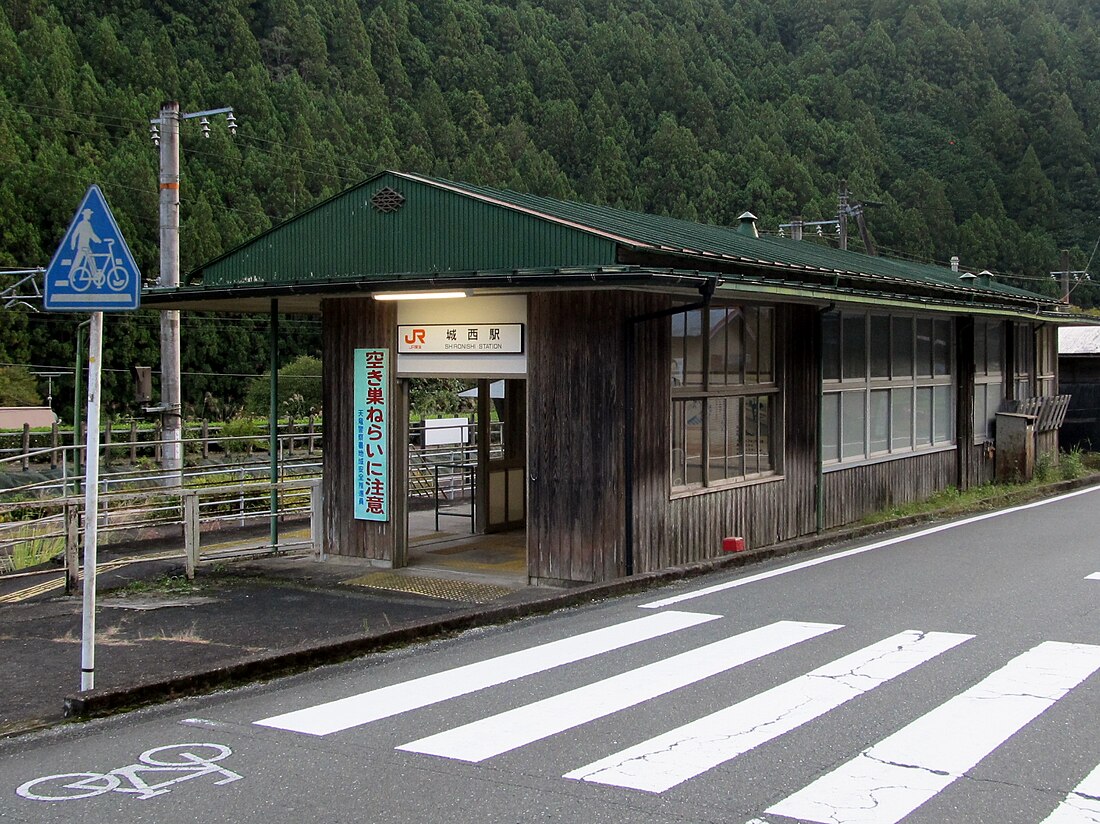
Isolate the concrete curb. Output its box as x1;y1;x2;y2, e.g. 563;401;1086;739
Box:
62;474;1100;722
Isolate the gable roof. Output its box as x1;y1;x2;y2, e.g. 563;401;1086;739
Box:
150;170;1063;318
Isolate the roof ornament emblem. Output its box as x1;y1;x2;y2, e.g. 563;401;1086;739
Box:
370;186;406;213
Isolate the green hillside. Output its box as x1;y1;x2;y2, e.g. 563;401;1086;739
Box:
1;0;1098;414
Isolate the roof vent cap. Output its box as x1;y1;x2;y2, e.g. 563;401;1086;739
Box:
736;211;759;238
958;271;977;282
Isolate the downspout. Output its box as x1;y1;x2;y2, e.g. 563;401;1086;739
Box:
624;275;718;576
816;303;835;533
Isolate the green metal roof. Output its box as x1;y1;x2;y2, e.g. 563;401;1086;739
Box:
181;170;1058;313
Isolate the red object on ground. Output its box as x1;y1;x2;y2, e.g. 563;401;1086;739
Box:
722;536;745;552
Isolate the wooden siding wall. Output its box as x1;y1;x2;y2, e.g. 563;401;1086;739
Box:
822;450;956;529
527;291;665;584
321;297;404;562
632;303;820;573
955;317;978;489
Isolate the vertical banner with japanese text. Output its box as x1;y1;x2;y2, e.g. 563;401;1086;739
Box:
353;348;389;521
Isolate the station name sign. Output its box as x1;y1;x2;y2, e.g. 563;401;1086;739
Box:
398;324;524;354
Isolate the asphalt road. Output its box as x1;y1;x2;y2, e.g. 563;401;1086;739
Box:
2;485;1099;824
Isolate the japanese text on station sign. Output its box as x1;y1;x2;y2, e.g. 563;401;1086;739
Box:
353;348;389;521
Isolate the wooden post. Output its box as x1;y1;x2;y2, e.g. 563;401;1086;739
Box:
50;422;59;470
286;414;294;456
201;419;210;459
20;423;29;471
103;419;112;466
64;502;80;595
307;416;315;455
183;490;200;580
153;422;162;463
310;478;324;559
129;421;138;463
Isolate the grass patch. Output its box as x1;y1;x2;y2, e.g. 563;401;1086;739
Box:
0;522;64;573
109;573;202;597
861;450;1098;526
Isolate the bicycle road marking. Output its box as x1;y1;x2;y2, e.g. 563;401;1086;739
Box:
16;743;242;802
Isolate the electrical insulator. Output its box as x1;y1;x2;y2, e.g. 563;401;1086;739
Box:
150;123;160;146
226;112;237;136
817;226;824;237
200;117;211;138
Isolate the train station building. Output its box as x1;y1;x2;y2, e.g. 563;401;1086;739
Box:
146;170;1071;586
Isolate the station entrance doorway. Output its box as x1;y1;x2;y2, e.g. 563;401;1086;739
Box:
404;377;527;586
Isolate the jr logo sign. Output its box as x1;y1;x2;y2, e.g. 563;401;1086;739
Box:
403;329;426;347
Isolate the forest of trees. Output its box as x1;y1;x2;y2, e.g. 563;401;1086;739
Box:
1;0;1099;418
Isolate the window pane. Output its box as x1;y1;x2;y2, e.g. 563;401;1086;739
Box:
891;387;912;450
822;312;841;381
742;307;756;383
974;387;987;440
708;397;742;481
822;392;840;462
870;389;889;453
841;390;866;459
708;307;742;387
987;322;1002;375
870;315;890;378
672;399;704;486
756;307;774;384
891;317;913;378
672;309;705;388
933;385;952;443
985;381;1003;438
842;314;867;380
915;387;933;446
748;395;773;474
933;319;951;376
974;321;988;376
915;318;933;377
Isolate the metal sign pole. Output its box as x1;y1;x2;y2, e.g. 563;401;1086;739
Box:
80;311;104;691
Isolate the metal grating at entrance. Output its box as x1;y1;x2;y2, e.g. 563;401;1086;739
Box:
343;572;516;603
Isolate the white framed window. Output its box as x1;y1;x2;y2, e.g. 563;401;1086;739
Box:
822;310;954;464
671;304;779;490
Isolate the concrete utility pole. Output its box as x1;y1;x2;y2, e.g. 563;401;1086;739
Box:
151;102;237;476
838;180;848;251
158;101;182;475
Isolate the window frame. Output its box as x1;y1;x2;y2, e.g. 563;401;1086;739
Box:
821;309;955;466
973;319;1005;443
670;303;781;493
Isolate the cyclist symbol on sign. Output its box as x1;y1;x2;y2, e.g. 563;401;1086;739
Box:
68;208;129;293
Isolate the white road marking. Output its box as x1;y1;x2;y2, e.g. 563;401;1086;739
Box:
254;610;720;736
767;641;1100;824
565;629;972;793
397;620;841;762
1039;761;1100;823
642;484;1100;609
1086;572;1100;581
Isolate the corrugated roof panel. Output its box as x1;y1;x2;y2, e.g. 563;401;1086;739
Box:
200;173;618;287
196;170;1054;308
408;173;1051;304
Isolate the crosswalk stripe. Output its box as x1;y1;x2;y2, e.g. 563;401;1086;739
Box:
397;620;841;763
1039;761;1100;823
254;610;721;736
767;641;1100;824
1041;761;1100;823
564;629;973;793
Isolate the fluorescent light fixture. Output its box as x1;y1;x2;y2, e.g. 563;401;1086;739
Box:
373;290;468;301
